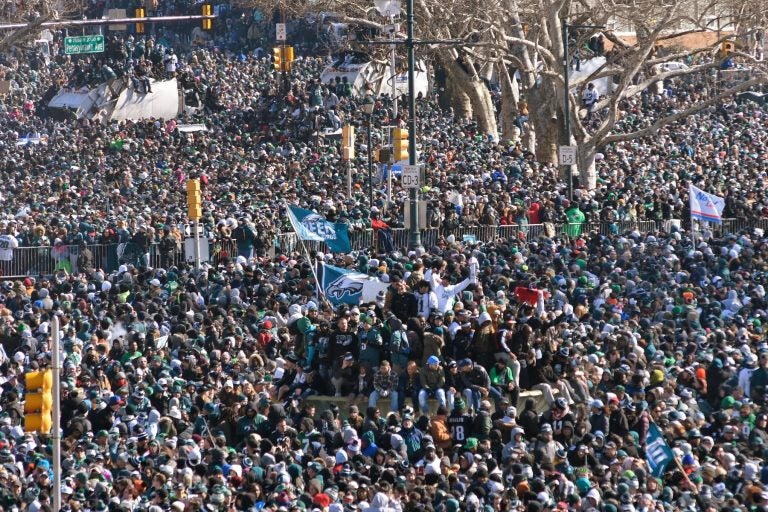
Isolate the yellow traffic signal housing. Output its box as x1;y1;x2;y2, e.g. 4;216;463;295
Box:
377;147;391;163
24;370;53;433
202;4;213;31
393;128;409;162
135;7;145;35
721;41;734;55
284;46;295;71
272;47;295;72
187;179;202;220
342;125;355;160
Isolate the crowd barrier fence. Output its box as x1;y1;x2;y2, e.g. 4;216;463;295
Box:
0;217;763;278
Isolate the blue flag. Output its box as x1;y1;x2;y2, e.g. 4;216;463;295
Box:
646;422;675;478
318;263;389;306
287;205;351;253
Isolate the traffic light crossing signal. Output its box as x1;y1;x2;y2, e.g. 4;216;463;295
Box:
342;125;355;161
376;147;391;163
187;179;202;220
721;41;734;56
24;370;53;433
202;4;213;31
272;47;295;72
393;128;409;162
135;7;145;35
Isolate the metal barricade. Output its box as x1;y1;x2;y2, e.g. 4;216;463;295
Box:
6;217;768;279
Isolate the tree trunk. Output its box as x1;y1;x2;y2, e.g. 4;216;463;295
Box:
435;60;471;119
442;53;499;138
649;64;664;95
533;112;559;164
444;78;472;121
464;76;498;138
527;80;560;164
499;65;520;142
577;143;597;191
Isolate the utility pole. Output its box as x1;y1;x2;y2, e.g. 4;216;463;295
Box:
406;0;422;250
369;0;483;248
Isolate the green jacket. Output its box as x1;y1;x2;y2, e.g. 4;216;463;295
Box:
420;366;445;390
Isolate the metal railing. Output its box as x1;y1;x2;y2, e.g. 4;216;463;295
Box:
271;219;662;254
1;217;764;279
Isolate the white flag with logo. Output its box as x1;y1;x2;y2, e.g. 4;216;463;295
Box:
690;184;725;224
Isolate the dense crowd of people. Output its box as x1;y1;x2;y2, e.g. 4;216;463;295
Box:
0;19;768;512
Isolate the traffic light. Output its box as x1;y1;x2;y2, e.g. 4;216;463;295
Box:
721;41;734;56
24;370;53;433
284;46;295;71
187;179;202;220
272;47;295;72
393;128;409;162
342;125;355;161
376;147;391;163
202;4;213;31
135;7;145;35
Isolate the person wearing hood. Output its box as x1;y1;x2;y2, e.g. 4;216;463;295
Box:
472;311;496;369
399;413;423;462
739;353;759;399
364;491;401;512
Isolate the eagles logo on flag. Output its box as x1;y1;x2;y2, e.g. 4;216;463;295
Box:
318;263;389;306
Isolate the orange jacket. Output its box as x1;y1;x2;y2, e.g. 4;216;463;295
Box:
430;415;452;449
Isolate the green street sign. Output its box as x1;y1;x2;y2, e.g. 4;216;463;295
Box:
64;35;105;55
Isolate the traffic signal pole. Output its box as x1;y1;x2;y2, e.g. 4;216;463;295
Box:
406;0;422;250
0;14;216;31
51;316;62;512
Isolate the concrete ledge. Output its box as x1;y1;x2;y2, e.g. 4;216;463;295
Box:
303;389;554;418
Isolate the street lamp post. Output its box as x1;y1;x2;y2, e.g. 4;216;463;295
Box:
361;95;375;209
561;20;605;201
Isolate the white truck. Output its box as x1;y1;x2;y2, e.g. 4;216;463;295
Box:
320;51;429;99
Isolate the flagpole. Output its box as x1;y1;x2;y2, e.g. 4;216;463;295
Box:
301;239;323;299
672;454;698;491
691;213;696;249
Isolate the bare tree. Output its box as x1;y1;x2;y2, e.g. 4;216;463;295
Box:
236;0;767;189
490;0;768;188
0;0;80;53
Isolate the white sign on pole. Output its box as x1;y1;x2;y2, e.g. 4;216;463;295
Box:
403;200;428;229
184;236;210;263
107;9;127;31
276;23;287;41
558;145;577;166
401;165;421;188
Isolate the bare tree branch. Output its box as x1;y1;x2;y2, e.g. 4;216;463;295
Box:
602;77;765;145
